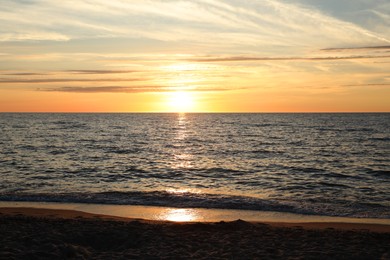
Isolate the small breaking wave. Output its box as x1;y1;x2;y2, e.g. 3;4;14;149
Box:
0;191;389;219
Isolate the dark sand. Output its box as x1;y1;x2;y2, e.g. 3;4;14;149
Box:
1;207;389;259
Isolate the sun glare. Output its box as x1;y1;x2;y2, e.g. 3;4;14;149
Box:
162;208;199;222
167;91;195;112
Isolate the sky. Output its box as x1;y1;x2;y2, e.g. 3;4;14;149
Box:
0;0;389;112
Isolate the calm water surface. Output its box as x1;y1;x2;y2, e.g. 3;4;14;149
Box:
0;113;389;218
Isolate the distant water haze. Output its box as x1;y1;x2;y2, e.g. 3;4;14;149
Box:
0;113;389;218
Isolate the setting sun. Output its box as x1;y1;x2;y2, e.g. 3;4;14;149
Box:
166;91;195;112
1;1;390;259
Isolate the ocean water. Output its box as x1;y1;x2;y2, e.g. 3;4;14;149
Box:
0;113;389;218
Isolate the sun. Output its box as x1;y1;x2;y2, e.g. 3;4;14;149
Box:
167;91;195;112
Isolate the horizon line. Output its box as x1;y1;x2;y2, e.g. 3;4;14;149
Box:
1;111;389;114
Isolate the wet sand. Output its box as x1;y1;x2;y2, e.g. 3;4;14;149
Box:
1;207;389;259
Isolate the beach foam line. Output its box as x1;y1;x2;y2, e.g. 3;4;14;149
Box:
1;206;390;233
0;201;389;228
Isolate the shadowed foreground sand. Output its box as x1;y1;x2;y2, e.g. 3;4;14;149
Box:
0;207;389;259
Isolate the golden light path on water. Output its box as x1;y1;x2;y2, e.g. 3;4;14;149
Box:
151;113;263;222
162;188;203;222
160;208;200;222
162;113;200;222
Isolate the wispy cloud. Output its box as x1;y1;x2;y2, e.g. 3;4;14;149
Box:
1;72;49;76
189;54;390;63
39;86;236;93
1;0;388;52
0;32;69;42
343;83;390;87
67;70;138;74
321;45;390;51
0;69;138;76
0;78;145;83
41;86;163;93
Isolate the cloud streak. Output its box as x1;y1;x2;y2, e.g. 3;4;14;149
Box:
39;86;236;93
343;83;390;87
1;0;389;51
321;45;390;51
0;78;145;83
67;70;138;74
2;72;49;76
189;55;390;63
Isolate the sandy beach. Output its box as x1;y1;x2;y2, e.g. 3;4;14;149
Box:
1;207;389;259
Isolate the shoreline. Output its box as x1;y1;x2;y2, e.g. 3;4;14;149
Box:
1;206;390;233
1;201;389;226
1;206;390;259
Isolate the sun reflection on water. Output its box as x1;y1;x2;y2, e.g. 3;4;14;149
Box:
161;208;200;222
171;113;194;169
160;114;202;223
166;188;201;194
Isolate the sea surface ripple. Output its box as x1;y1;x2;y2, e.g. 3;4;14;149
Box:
0;113;389;218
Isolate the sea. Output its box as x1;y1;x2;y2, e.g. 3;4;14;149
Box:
0;113;389;219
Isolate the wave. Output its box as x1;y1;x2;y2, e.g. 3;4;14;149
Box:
0;191;389;219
